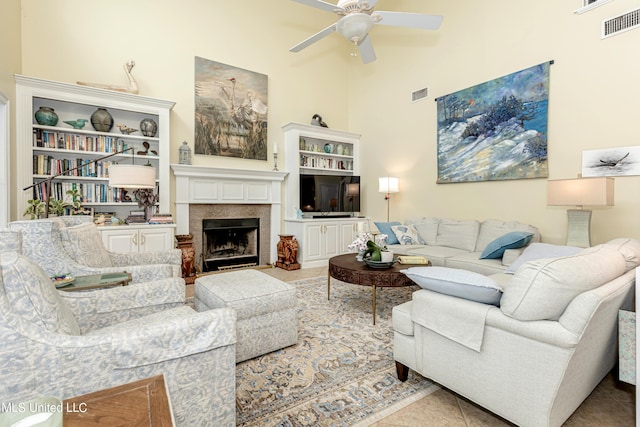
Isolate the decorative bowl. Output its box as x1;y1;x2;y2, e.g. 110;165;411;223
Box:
364;258;397;269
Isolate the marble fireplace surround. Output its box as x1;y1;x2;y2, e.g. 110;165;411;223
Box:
171;164;288;267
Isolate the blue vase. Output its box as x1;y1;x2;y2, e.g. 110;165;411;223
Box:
34;106;59;126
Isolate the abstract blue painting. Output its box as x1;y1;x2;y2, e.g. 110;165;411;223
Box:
436;62;550;183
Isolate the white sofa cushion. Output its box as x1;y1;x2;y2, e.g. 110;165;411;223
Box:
60;222;112;268
445;252;509;276
500;245;626;321
403;266;503;305
505;242;583;274
434;219;480;252
406;245;469;267
411;218;439;245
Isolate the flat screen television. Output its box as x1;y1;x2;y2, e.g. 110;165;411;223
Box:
299;174;360;217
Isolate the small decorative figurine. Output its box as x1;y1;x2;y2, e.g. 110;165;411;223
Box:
116;124;138;135
311;114;328;127
63;119;88;129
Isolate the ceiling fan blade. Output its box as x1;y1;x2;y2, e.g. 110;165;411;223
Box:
292;0;343;13
372;11;443;30
290;23;338;52
357;34;376;64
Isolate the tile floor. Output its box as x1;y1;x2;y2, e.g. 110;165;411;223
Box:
188;265;636;426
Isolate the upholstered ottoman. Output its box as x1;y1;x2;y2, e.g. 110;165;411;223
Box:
194;269;298;363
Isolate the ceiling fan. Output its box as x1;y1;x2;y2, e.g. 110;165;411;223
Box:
289;0;443;64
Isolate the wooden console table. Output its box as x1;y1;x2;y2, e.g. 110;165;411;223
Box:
63;375;173;426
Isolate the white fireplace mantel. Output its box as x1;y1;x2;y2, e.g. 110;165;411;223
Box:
171;164;288;263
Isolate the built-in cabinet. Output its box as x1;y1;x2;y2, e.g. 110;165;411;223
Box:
282;122;360;219
285;216;368;268
283;122;366;267
99;224;177;253
15;75;176;252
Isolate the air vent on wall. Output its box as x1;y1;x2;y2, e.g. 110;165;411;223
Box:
602;8;640;39
411;87;429;103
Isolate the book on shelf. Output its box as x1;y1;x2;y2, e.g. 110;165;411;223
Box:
148;213;173;224
126;210;147;224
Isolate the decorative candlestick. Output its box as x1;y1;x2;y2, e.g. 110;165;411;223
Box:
273;152;279;171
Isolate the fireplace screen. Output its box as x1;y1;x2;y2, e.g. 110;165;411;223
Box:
202;218;259;271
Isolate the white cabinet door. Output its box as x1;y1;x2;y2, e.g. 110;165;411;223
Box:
340;221;358;254
101;229;138;253
304;223;324;261
140;228;174;252
100;225;176;253
323;223;340;258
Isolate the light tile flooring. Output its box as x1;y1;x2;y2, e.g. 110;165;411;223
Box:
188;266;636;426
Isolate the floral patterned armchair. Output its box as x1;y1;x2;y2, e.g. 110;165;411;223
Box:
9;217;181;284
0;231;236;426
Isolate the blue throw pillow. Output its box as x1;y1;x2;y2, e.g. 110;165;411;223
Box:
374;221;402;244
480;231;534;259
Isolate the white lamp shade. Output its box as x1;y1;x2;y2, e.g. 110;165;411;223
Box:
336;13;374;42
109;164;156;189
547;177;614;207
378;176;399;193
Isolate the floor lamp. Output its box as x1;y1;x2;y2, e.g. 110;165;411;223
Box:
24;147;156;218
547;177;614;248
378;176;399;222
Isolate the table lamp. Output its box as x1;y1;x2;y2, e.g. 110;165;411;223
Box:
109;163;157;220
378;176;399;222
547;177;614;247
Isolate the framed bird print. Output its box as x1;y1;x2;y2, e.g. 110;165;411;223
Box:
582;145;640;177
194;57;268;160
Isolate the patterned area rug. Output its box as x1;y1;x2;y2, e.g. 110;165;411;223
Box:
236;276;438;426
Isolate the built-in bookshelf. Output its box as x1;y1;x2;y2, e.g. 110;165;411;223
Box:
16;75;175;220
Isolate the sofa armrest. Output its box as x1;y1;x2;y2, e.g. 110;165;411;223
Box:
60;278;186;332
486;308;580;348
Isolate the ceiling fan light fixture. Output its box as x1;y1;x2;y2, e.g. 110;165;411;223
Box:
336;13;374;43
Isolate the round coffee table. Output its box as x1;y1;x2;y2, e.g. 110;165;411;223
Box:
328;253;427;324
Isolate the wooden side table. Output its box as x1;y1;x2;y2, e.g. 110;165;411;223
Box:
63;375;173;426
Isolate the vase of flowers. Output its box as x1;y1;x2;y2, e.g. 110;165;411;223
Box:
347;232;372;261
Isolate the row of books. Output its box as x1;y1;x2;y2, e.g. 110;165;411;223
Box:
148;213;174;224
33;129;127;153
31;181;137;204
33;154;114;178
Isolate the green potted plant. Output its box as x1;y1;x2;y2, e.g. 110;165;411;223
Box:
363;234;393;262
23;199;46;219
48;198;71;216
65;188;84;215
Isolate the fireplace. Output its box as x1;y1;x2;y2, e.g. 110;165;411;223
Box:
202;218;259;271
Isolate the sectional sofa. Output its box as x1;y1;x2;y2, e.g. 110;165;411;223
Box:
377;217;540;275
392;235;640;427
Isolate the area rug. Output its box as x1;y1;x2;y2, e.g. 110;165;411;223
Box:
236;276;438;427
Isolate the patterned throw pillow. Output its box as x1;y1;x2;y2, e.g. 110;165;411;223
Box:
60;222;113;268
391;224;424;245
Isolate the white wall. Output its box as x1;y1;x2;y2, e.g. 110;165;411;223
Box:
350;0;640;244
12;0;640;244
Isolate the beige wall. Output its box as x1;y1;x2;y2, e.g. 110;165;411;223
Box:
0;0;22;221
351;0;640;244
11;0;640;244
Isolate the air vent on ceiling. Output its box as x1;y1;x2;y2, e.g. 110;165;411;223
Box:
601;8;640;39
411;87;429;103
